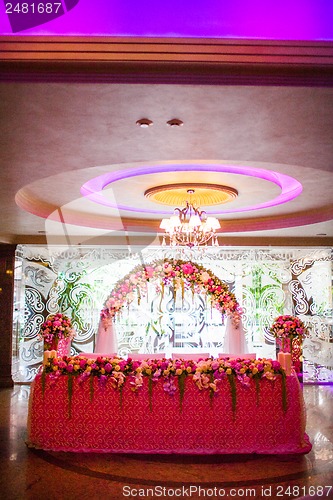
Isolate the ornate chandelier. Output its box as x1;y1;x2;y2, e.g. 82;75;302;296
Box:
159;189;220;248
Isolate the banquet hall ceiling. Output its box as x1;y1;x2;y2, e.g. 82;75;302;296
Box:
0;78;333;247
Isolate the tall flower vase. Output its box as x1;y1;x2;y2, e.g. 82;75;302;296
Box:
44;338;59;352
57;337;71;357
44;337;71;357
291;336;303;383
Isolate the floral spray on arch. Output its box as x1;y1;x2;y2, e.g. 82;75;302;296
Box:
100;259;242;329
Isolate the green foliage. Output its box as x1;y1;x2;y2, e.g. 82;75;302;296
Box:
244;263;284;323
119;385;124;411
145;318;166;338
41;369;46;398
227;374;237;418
254;375;260;406
55;270;93;332
178;372;186;413
89;375;94;402
67;374;73;419
148;377;154;412
281;370;287;413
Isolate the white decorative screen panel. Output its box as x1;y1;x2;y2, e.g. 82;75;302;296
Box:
12;245;332;384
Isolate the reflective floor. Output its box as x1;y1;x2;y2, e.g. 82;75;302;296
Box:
0;384;332;500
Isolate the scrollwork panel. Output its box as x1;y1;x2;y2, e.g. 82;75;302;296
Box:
12;245;333;383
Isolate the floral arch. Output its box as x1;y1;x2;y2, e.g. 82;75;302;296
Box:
101;259;242;328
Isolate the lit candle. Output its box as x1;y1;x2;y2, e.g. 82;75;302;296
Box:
43;350;50;365
278;352;285;368
283;353;292;376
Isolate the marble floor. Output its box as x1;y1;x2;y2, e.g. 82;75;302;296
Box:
0;384;332;500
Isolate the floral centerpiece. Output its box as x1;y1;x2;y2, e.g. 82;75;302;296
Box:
40;313;75;351
270;315;309;357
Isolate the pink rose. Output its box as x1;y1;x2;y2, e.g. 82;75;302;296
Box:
145;266;155;278
105;363;112;373
163;263;173;274
181;263;194;274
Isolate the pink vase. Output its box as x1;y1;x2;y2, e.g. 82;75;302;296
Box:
44;338;59;352
57;338;71;357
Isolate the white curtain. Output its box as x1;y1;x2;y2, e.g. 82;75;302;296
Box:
94;320;118;355
222;316;248;354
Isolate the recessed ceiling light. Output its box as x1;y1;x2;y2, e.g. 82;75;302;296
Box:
136;118;153;128
166;118;183;127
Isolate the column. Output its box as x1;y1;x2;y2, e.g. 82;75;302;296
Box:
0;245;16;388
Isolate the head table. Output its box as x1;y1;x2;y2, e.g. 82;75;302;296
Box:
27;355;311;455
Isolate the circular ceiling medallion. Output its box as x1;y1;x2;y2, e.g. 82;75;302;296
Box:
144;183;238;207
81;162;303;215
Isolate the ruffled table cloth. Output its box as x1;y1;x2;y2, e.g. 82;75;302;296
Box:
27;371;311;454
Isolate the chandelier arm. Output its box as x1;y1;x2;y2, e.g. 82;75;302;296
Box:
159;188;220;247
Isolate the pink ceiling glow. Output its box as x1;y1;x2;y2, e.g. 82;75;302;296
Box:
81;163;303;215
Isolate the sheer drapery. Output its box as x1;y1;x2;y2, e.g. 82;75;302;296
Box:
223;316;248;354
94;320;118;354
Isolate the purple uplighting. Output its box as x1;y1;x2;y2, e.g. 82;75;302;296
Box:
80;163;303;215
0;0;332;39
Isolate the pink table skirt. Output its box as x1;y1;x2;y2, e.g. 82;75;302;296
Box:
27;372;311;454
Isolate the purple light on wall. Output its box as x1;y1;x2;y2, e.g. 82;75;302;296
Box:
227;0;330;41
64;0;80;10
0;0;332;39
80;163;303;215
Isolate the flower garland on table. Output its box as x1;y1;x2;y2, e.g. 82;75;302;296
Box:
192;357;286;414
41;355;287;417
39;313;75;351
41;355;132;416
270;315;309;349
100;259;242;328
130;357;198;412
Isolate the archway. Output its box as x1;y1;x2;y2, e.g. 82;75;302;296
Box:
100;258;242;329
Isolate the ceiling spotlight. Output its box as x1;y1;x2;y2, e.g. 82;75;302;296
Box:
166;118;183;127
136;118;153;128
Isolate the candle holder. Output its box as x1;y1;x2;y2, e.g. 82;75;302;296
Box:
39;313;75;359
270;315;308;384
276;336;303;382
